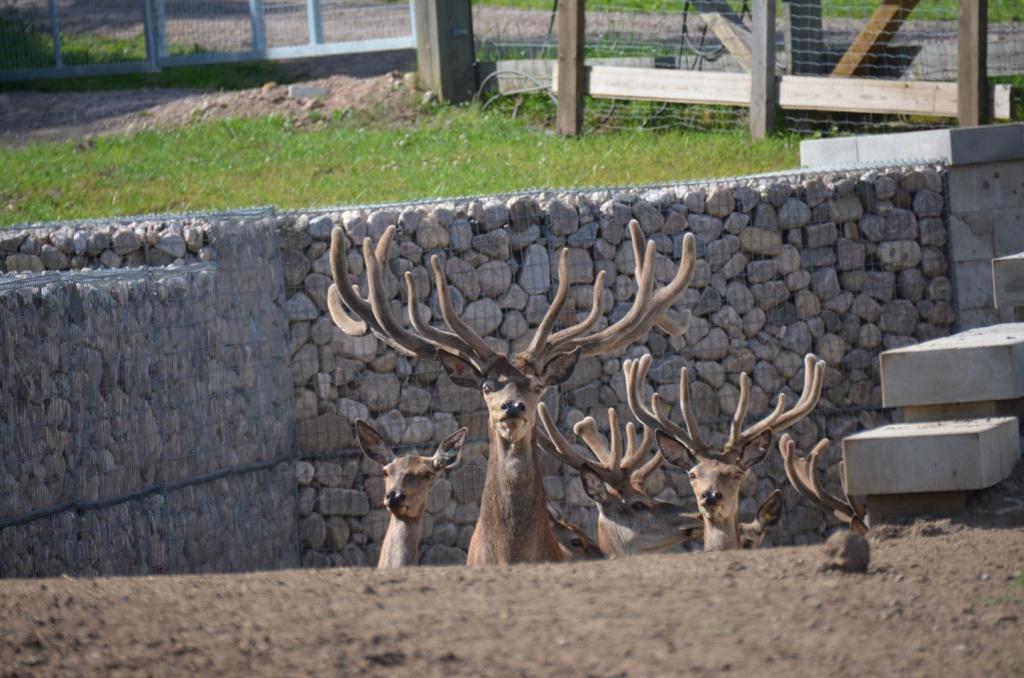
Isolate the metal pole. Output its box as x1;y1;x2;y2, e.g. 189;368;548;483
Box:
307;0;324;45
249;0;267;53
153;0;168;59
48;0;62;68
142;0;160;72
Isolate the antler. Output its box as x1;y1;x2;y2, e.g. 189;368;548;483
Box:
330;220;696;380
777;434;868;534
516;221;695;373
625;353;826;463
537;403;663;494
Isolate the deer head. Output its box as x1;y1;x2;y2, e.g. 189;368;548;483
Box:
356;420;467;522
738;489;783;549
777;434;869;535
538;405;704;557
625;353;825;551
328;221;696;445
547;502;604;561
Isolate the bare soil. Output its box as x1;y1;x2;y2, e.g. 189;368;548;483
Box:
2;524;1022;677
0;50;417;146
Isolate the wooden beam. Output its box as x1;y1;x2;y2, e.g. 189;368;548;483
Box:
558;65;1016;120
556;0;585;136
691;0;753;71
413;0;476;104
831;0;920;77
958;0;988;125
750;0;777;138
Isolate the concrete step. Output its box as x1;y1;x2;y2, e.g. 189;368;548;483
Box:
993;252;1024;310
842;417;1019;496
880;323;1024;408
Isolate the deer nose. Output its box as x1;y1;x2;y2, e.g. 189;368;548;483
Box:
501;400;525;416
385;489;405;509
702;490;723;506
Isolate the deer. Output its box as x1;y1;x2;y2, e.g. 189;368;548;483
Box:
625;352;826;551
547;502;604;561
356;420;468;568
538;405;705;557
738;489;783;549
777;434;869;535
327;220;696;565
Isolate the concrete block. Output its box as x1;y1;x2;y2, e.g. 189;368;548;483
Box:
856;128;952;166
948;160;1024;213
993;252;1024;308
959;308;1000;331
799;136;859;168
954;259;995;311
288;84;329;98
948;123;1024;166
991;208;1024;257
842;417;1019;495
949;213;993;262
903;399;1024;423
880;323;1024;407
867;491;967;523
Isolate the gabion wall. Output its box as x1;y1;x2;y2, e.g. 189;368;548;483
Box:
282;164;953;567
0;213;296;577
0;164;953;573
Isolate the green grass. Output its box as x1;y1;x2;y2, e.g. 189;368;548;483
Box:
0;103;799;226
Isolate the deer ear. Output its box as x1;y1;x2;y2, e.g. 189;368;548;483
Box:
655;431;698;469
356;420;393;466
540;348;581;387
738;430;772;470
579;464;609;503
439;353;483;389
546;501;566;523
757;489;783;529
433;427;467;471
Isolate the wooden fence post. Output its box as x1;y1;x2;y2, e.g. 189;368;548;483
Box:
556;0;585;137
413;0;476;104
958;0;988;126
750;0;777;139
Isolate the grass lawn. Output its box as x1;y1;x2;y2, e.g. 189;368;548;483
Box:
0;103;800;227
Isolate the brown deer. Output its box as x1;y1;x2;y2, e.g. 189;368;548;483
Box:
738;489;783;549
538;405;704;557
356;420;468;568
547;502;604;561
625;352;825;551
328;221;696;565
777;434;869;534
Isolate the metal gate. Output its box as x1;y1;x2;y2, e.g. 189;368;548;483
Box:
0;0;417;82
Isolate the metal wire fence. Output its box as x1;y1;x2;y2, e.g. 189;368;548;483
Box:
473;0;1023;134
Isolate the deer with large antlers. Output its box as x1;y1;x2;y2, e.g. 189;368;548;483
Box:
357;420;468;568
538;406;704;557
625;353;826;551
777;434;869;534
328;220;696;565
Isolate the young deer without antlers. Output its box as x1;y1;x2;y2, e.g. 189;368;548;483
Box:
625;353;826;551
547;502;604;561
356;420;468;568
538;406;704;557
328;220;696;565
777;434;869;534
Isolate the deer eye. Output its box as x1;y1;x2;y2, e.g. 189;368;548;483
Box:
481;380;498;394
570;538;583;548
381;468;389;477
688;471;697;481
630;501;649;513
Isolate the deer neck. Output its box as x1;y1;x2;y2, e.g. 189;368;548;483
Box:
467;425;562;565
702;514;740;552
377;513;422;568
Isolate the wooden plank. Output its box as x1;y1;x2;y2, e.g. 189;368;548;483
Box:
831;0;920;78
780;74;956;115
750;0;777;138
958;0;988;125
486;57;656;94
556;0;585;136
557;65;1014;120
555;66;751;106
691;0;753;71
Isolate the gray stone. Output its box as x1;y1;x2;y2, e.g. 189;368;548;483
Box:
805;222;837;248
836;239;865;271
472;230;511;260
317;488;370;516
778;198;811;229
919;218;947;247
878;241;922;272
746;260;777;284
912;189;944;218
297;412;353;452
157;233;186;259
477;260;513;298
357;373;401;413
463;298;502;336
688;214;724;241
829;194;863;223
897;269;925;302
878;300;919;336
782;321;812;354
691;327;729;361
549;198;581;235
519;244;550;294
508;197;542;231
449;219;473;252
112;229;141;255
864;272;895;302
301;514;326;549
631;200;664;234
795;290;820;319
739;228;782;256
445;257;480;300
417;219;449;250
752;281;788;309
705;187;735;218
821;531;869;573
752;203;779;231
726;282;755;314
811;268;841;300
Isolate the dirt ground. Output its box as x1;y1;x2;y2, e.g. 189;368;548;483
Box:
0;50;417;146
1;524;1022;677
